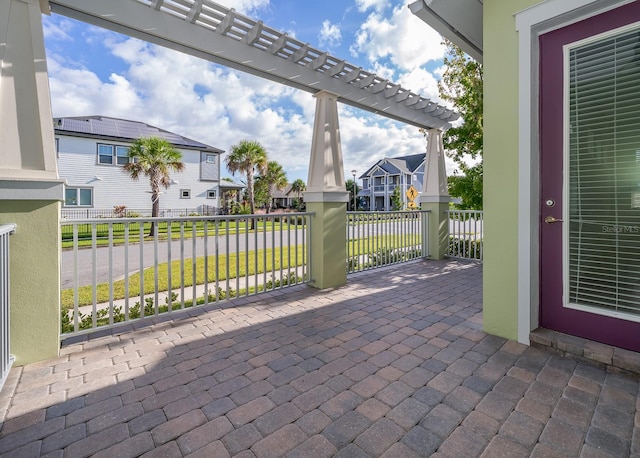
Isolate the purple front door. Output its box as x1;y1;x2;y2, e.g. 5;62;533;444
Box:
539;3;640;352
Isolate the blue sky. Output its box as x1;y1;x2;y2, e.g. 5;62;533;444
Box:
43;0;448;182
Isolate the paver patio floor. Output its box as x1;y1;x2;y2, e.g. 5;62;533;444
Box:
0;260;638;457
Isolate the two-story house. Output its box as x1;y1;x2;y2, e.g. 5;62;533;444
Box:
358;153;425;211
55;116;225;217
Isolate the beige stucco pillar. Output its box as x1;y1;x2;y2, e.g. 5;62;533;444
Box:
420;128;451;260
304;91;349;289
0;0;63;364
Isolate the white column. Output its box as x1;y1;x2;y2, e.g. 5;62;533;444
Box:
306;91;347;196
0;0;60;187
307;91;346;195
421;128;451;260
304;91;349;289
422;129;449;198
0;0;63;364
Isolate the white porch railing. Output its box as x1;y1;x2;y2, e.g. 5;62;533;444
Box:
0;224;16;391
447;210;484;261
346;211;430;273
60;213;312;339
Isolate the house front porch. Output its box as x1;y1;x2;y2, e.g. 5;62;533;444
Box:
0;260;638;457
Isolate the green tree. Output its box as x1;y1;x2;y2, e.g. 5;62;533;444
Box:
291;178;306;209
346;179;359;211
391;186;403;211
435;39;483;210
225;140;268;222
252;176;271;210
123;136;184;236
262;161;288;214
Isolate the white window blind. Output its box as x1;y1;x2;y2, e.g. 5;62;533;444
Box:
567;27;640;317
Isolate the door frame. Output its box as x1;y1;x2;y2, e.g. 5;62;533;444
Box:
513;0;635;345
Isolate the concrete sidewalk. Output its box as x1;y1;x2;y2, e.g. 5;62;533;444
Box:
0;260;638;457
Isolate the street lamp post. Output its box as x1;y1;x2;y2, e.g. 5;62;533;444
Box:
351;169;357;211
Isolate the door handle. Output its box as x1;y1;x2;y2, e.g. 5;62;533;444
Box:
544;216;563;224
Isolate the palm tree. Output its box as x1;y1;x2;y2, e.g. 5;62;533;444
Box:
225;140;268;219
123;136;184;236
291;178;306;209
262;161;288;214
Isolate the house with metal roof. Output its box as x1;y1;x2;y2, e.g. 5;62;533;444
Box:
55;116;225;217
358;153;425;211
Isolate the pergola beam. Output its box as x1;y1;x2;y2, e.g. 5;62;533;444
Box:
49;0;458;129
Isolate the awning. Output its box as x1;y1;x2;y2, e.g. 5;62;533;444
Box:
409;0;483;63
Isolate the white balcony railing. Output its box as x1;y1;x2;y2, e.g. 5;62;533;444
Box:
447;210;484;261
60;214;312;339
346;211;430;273
0;224;16;392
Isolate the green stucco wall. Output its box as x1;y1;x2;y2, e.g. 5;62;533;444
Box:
483;0;539;340
422;202;449;260
0;201;60;364
307;201;347;289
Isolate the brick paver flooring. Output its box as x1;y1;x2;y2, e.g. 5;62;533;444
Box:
0;260;638;457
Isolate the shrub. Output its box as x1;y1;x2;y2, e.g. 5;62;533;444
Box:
347;256;359;271
448;237;482;259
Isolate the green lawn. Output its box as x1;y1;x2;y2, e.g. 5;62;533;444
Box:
347;234;422;253
61;245;308;309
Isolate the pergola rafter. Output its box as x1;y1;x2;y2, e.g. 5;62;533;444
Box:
48;0;458;129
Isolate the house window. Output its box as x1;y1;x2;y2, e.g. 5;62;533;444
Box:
181;189;191;199
64;187;93;207
205;154;216;164
116;146;129;165
97;143;130;165
207;190;216;199
98;144;113;164
55;138;59;158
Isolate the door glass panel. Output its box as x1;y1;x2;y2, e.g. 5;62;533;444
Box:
567;26;640;316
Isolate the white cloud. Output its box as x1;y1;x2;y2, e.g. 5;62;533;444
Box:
42;17;74;41
44;8;445;183
397;67;440;102
355;0;389;13
218;0;270;14
371;62;395;81
350;1;445;72
318;20;342;48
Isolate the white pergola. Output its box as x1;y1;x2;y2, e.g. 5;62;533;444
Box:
50;0;458;130
3;0;457;197
0;0;455;362
45;0;458;195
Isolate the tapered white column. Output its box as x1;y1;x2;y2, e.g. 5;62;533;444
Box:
306;91;347;195
304;91;349;289
0;0;63;364
1;0;59;184
421;128;451;260
423;128;449;198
